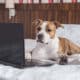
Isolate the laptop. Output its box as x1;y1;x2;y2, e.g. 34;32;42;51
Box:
0;23;25;68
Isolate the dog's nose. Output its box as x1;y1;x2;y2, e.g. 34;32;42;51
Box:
38;34;43;40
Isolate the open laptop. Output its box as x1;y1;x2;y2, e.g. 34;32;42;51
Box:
0;23;25;68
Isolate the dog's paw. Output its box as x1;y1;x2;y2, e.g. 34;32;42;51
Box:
25;51;32;60
59;56;68;65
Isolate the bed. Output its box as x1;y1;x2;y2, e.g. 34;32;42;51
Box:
0;24;80;80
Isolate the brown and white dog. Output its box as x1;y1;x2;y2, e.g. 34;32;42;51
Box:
29;19;80;65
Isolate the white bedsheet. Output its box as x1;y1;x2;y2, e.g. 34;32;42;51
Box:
0;24;80;80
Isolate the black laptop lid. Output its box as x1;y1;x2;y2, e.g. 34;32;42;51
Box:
0;23;25;68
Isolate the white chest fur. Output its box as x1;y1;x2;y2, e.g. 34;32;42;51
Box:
32;36;59;60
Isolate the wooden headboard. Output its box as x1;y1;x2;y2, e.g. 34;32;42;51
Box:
0;4;80;38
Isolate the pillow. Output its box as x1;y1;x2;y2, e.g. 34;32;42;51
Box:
57;24;80;45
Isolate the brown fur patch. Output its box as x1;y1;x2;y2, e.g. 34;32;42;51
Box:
46;22;56;38
58;37;80;56
54;21;64;29
32;19;43;27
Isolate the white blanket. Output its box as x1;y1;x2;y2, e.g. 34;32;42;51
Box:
0;24;80;80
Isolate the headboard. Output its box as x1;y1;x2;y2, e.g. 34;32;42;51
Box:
0;4;80;38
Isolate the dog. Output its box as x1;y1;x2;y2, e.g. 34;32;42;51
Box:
27;19;80;65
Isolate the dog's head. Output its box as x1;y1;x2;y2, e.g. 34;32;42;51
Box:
32;19;63;44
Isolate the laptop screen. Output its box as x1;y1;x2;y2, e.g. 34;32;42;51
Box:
0;23;25;68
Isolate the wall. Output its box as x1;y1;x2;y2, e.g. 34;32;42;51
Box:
0;4;80;39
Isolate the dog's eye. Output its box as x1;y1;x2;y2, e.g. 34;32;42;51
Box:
47;29;52;32
37;27;41;31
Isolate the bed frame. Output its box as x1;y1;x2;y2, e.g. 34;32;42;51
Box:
0;4;80;38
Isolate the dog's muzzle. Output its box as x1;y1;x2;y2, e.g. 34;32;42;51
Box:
37;34;43;43
37;34;48;44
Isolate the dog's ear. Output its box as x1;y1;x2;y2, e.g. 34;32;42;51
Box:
32;19;43;27
53;21;64;29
